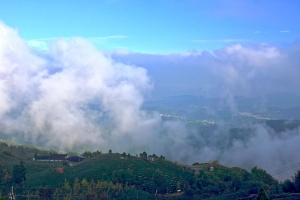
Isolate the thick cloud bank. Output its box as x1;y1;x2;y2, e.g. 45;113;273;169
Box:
111;43;300;101
0;21;153;151
1;22;300;179
0;22;197;161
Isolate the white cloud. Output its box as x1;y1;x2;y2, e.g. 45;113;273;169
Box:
0;22;153;152
280;30;290;33
2;21;300;178
111;42;300;98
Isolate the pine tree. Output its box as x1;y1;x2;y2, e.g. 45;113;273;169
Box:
81;178;88;187
256;187;270;200
73;177;80;195
63;178;71;190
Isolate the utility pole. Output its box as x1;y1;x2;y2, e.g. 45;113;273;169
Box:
9;186;15;200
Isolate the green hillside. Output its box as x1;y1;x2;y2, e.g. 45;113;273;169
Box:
0;140;300;199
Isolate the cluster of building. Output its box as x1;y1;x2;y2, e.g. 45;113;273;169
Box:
33;153;85;163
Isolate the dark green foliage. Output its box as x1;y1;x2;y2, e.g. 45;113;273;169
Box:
256;187;270;200
140;151;147;159
185;189;194;197
39;188;54;199
62;161;68;166
118;189;155;199
0;139;297;199
251;166;277;185
293;170;300;192
0;140;53;171
0;165;3;185
3;151;14;157
12;161;26;184
190;164;279;199
282;179;296;193
81;150;101;158
153;170;166;193
151;154;158;159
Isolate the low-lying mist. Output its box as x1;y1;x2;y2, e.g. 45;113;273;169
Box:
1;21;300;180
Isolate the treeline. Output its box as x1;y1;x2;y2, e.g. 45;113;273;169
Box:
1;179;155;199
180;165;300;199
81;149;166;160
2;147;300;199
281;170;300;193
0;141;51;161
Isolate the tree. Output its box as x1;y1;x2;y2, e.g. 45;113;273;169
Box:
0;166;3;185
282;179;296;193
63;178;71;190
185;189;194;197
12;161;26;184
140;151;147;159
176;181;181;190
81;178;88;187
39;188;54;200
293;170;300;192
2;168;11;183
73;177;80;195
251;167;276;185
153;170;166;193
89;179;96;188
256;187;270;200
152;154;158;159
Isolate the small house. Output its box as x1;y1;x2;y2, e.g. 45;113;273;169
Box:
56;168;63;173
35;154;68;161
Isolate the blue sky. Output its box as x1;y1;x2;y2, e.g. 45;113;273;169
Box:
0;0;299;53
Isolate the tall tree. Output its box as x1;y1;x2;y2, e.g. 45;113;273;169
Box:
256;187;270;200
282;179;296;193
39;188;54;200
140;151;147;159
293;170;300;192
81;178;88;187
0;165;3;185
12;161;26;184
73;177;80;195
